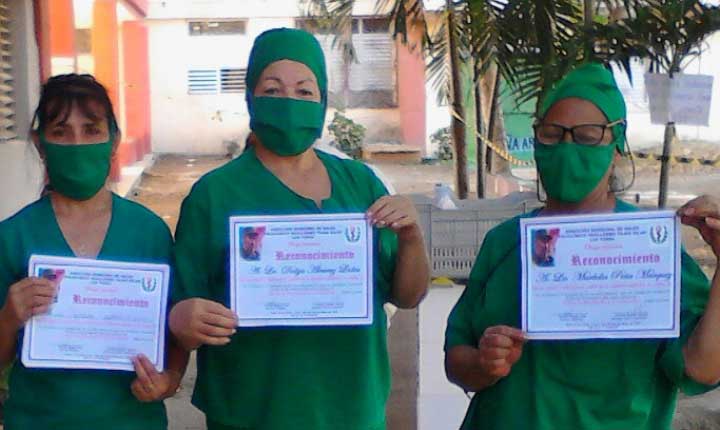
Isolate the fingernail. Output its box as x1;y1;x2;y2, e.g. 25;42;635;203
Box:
231;329;237;335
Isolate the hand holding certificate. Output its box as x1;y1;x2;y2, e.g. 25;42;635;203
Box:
520;211;680;340
229;213;373;327
21;255;169;371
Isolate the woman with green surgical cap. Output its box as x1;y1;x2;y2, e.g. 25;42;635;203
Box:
168;28;430;430
0;74;189;429
444;63;720;430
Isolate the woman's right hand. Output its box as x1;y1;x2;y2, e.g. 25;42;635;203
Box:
477;325;526;382
0;277;56;329
169;298;237;351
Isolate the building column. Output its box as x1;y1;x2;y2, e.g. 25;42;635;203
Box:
397;26;426;153
34;0;76;80
122;20;150;160
91;0;124;181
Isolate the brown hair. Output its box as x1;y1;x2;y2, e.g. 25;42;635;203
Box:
31;74;119;141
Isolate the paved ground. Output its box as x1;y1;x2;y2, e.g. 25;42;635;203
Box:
128;152;720;430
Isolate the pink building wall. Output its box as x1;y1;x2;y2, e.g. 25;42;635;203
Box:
396;28;426;152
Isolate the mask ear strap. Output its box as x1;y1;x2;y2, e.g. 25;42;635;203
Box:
535;176;547;203
611;138;636;195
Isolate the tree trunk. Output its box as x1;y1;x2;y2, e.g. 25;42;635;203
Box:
658;122;675;208
475;77;486;198
446;0;468;199
584;0;594;56
487;73;509;175
534;0;557;112
658;71;679;209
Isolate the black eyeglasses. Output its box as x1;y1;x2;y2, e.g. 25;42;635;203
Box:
533;120;625;146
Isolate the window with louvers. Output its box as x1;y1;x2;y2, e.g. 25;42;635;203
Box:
296;17;396;109
187;69;218;95
220;68;246;93
0;0;16;141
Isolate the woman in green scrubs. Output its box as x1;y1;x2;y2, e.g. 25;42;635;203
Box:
444;63;720;430
0;74;188;430
169;28;430;430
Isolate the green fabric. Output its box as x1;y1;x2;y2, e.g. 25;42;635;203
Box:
172;148;398;430
251;97;325;156
0;194;172;430
245;28;327;108
206;417;249;430
533;141;616;203
41;137;113;201
539;63;626;147
445;199;716;430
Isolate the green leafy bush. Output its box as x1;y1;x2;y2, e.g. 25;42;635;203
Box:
327;111;366;159
432;127;453;160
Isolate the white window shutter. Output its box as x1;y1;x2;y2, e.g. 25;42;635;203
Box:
316;35;346;96
0;0;16;141
187;69;218;95
219;68;246;93
349;34;394;92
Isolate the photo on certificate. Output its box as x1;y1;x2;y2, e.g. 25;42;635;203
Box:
240;226;266;261
21;255;170;372
229;213;374;327
532;228;559;268
520;211;681;340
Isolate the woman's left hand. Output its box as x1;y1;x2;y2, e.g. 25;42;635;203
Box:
130;354;182;402
679;195;720;257
368;196;421;240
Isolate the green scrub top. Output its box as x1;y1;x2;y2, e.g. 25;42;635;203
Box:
172;148;398;430
445;199;717;430
0;193;172;430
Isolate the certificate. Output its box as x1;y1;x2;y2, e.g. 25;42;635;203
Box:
229;213;373;327
520;211;680;340
21;255;169;371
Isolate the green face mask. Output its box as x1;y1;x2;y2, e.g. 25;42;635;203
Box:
41;134;113;201
534;140;616;203
250;97;325;156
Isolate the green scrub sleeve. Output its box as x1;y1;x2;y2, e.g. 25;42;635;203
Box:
172;182;214;303
368;170;398;304
659;250;719;395
0;223;20;308
444;229;500;351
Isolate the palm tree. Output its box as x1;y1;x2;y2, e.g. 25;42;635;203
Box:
605;0;720;207
305;0;720;201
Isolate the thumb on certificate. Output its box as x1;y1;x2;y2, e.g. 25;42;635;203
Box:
705;217;720;231
485;325;526;343
680;196;720;219
132;355;157;386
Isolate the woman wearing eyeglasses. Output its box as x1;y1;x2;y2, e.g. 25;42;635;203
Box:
444;63;720;430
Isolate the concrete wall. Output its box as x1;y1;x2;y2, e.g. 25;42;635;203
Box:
147;15;407;154
148;18;291;154
0;0;43;221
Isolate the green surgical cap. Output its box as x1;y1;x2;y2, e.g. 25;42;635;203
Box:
539;63;627;143
245;28;328;108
